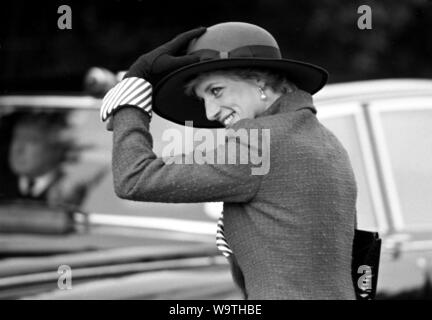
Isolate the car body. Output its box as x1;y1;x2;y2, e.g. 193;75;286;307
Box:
0;78;431;299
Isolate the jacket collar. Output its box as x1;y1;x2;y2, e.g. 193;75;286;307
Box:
260;89;317;117
19;169;62;197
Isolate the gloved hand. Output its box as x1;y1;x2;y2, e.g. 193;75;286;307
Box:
101;27;206;131
125;26;206;85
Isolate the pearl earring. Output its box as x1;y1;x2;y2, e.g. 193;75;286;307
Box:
258;87;267;100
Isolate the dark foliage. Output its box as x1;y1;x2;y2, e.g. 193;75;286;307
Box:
0;0;431;93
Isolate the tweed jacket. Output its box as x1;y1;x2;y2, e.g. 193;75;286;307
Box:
111;89;357;299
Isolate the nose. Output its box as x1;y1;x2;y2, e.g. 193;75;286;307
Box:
204;99;221;121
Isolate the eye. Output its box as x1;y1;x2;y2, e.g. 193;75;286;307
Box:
210;87;223;97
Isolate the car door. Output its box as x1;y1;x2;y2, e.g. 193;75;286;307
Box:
365;95;432;297
316;85;432;298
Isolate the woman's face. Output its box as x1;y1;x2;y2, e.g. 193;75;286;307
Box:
193;74;269;128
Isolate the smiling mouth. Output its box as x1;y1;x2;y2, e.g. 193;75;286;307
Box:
221;112;236;127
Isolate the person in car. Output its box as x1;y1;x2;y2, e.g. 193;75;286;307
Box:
2;111;105;208
4;111;72;202
100;22;358;299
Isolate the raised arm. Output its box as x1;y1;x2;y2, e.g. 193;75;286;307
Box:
100;27;267;204
111;106;265;203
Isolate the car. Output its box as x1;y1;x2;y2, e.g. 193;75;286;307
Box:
0;78;431;299
314;79;432;298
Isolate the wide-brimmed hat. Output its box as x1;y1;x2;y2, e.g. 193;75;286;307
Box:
153;22;328;128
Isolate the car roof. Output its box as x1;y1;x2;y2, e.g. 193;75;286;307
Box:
0;95;100;110
314;78;432;106
1;78;432;110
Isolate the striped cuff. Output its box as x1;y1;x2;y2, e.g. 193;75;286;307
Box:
100;77;152;122
216;214;233;257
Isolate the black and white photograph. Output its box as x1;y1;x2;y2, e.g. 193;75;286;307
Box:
0;0;431;307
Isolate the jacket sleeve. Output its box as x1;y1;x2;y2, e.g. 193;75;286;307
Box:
111;107;267;203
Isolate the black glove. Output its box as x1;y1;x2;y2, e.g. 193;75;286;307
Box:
125;27;206;85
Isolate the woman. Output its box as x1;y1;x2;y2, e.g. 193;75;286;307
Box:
100;22;357;299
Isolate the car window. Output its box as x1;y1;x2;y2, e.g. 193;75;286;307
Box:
371;102;432;230
0;102;217;243
1;100;392;233
0;104;213;222
318;104;383;232
77;110;214;221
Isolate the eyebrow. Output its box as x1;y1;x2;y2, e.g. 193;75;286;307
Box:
194;81;222;99
193;83;211;99
201;82;220;95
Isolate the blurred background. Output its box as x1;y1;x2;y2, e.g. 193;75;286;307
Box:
1;0;431;93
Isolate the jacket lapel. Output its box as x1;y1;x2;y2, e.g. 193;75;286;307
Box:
260;89;317;117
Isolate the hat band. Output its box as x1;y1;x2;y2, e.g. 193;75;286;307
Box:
191;45;282;61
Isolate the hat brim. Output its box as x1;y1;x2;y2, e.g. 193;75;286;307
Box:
153;58;328;128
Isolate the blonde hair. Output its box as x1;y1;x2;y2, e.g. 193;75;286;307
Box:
184;68;297;97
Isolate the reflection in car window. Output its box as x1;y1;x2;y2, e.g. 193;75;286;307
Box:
0;107;110;234
0;107;109;205
65;108;114;212
320;114;378;231
380;109;432;229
